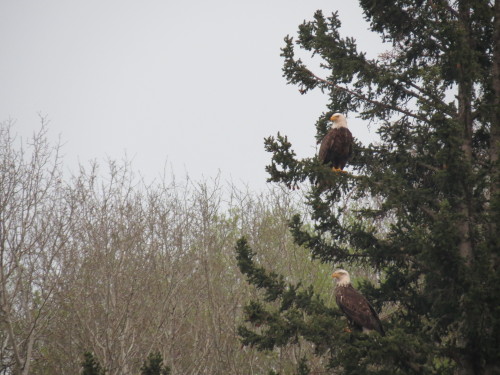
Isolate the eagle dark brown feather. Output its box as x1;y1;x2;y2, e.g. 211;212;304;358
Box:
335;284;385;336
319;127;353;170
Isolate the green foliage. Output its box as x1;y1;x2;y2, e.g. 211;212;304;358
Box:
237;1;500;374
140;352;171;375
296;357;310;375
236;237;345;353
81;352;105;375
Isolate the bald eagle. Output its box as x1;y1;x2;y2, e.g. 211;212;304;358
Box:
318;113;353;172
332;269;385;336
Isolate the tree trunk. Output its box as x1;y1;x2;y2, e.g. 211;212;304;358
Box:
490;0;500;258
456;0;475;265
457;78;474;265
454;3;476;374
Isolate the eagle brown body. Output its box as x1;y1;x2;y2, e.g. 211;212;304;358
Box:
332;270;385;336
319;114;353;172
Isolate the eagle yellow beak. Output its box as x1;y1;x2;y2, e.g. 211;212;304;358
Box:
330;114;338;121
332;272;340;279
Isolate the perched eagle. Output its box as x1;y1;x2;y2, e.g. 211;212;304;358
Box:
318;113;353;172
332;269;385;336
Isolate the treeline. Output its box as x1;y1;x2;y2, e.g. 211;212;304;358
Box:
0;124;336;375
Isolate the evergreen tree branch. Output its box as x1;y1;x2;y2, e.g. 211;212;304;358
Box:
235;238;287;302
308;71;428;122
399;79;457;117
420;205;438;220
416;161;442;172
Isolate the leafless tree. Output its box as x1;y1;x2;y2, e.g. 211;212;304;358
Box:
1;123;335;374
0;121;71;375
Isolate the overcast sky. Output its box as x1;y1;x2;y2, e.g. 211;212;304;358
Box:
0;1;386;190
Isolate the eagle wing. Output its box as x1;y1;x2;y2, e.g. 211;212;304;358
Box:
336;285;385;336
347;130;353;158
318;130;336;164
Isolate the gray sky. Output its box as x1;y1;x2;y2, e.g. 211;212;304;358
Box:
0;0;385;189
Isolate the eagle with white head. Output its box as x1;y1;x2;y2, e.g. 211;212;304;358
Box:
332;269;385;336
318;113;353;172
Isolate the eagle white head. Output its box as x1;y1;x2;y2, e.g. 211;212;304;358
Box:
332;269;351;286
330;113;348;129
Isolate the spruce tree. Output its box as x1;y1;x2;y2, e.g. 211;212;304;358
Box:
81;352;105;375
140;352;171;375
236;1;500;374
